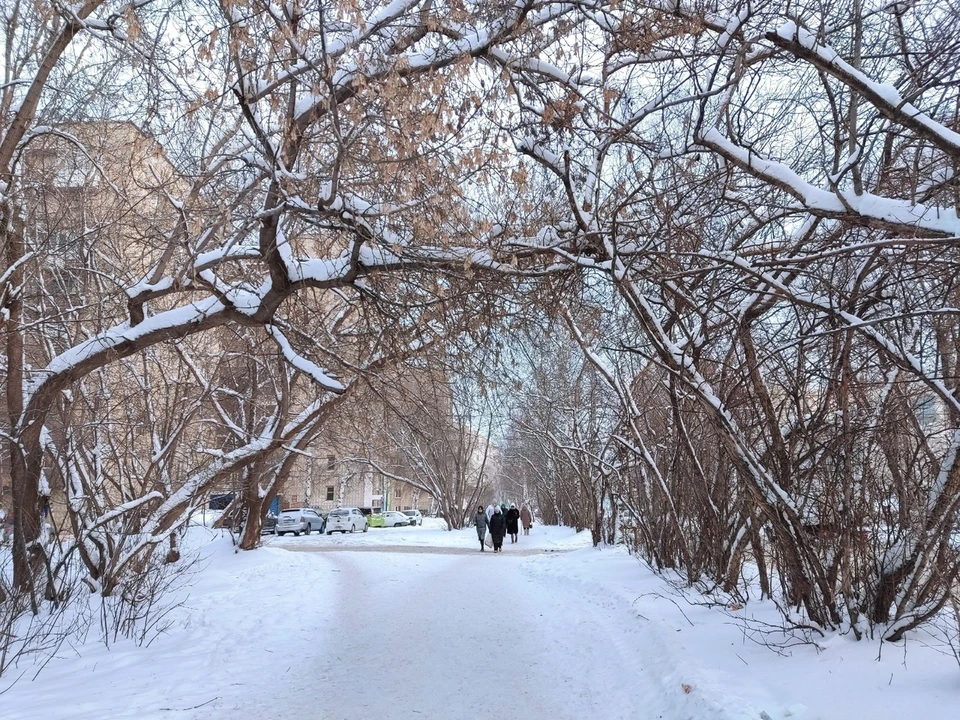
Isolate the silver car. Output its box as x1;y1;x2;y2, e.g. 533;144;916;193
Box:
381;511;409;527
402;509;423;526
275;508;324;536
325;507;368;534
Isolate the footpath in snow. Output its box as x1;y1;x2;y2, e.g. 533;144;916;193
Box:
0;521;957;719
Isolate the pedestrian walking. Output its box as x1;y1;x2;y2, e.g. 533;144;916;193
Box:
520;505;532;536
488;506;506;552
474;506;489;552
485;503;495;523
506;503;521;543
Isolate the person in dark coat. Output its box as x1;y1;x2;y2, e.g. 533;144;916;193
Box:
474;506;488;552
506;503;521;543
488;506;507;552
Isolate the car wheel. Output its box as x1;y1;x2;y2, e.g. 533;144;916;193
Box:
350;524;356;533
277;532;285;537
293;530;300;536
363;524;368;533
304;525;311;536
326;531;332;535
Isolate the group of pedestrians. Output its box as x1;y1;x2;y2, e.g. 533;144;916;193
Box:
474;502;533;552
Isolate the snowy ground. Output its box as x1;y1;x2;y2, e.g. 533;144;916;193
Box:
1;522;957;719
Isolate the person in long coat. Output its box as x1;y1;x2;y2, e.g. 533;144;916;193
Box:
520;505;533;536
485;504;495;523
474;506;488;552
506;503;521;543
488;506;507;552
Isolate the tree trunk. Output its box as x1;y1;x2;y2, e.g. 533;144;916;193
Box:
4;195;41;595
239;458;271;550
749;513;771;600
239;493;268;549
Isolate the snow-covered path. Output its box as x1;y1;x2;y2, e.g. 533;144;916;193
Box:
186;542;749;720
272;549;647;719
0;534;733;720
3;525;957;720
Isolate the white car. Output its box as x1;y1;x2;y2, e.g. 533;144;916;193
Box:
402;509;423;526
381;511;410;527
275;508;324;536
325;507;368;534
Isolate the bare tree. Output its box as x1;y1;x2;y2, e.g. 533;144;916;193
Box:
351;365;494;530
500;323;621;545
491;0;960;638
1;0;574;598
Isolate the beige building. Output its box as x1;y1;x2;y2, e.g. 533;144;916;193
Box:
281;451;434;513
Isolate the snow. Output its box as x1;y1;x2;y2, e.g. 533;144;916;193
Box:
517;136;563;170
488;49;597;87
125;276;173;300
289;255;350;283
25;297;227;407
1;525;957;719
265;324;344;392
716;7;751;50
775;21;960;156
527;548;960;720
700;129;960;237
197;269;270;316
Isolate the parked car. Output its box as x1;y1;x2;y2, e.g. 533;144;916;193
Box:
325;507;368;534
262;511;278;534
402;509;423;526
381;511;410;528
230;510;279;535
276;508;324;536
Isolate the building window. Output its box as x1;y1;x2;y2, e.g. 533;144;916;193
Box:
326;486;334;501
395;488;402;501
327;455;336;470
